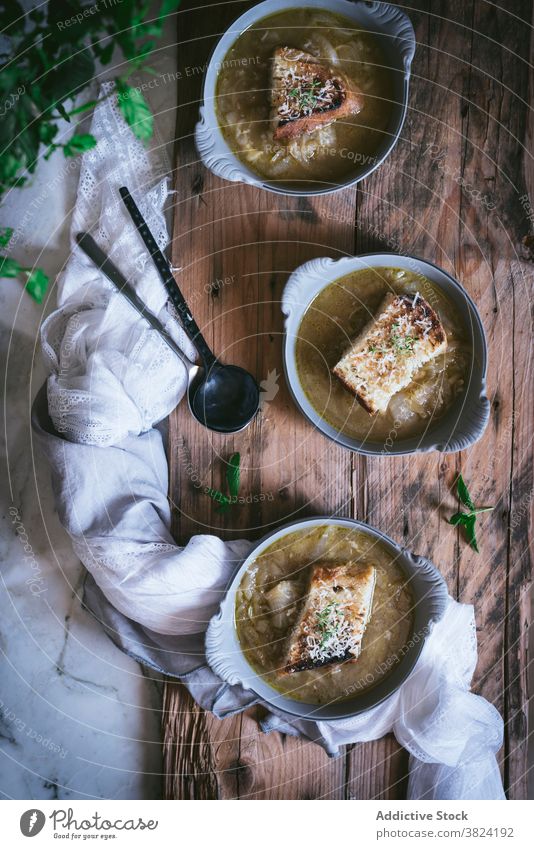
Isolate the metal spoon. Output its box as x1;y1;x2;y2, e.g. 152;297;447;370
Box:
119;186;260;434
76;233;259;433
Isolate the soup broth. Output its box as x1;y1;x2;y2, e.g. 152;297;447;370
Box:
235;525;415;705
295;267;472;443
215;8;395;189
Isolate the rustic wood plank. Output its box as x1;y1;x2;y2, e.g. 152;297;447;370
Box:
163;684;348;799
347;0;477;799
166;0;353;799
163;0;532;800
347;0;532;799
455;0;533;799
506;20;534;783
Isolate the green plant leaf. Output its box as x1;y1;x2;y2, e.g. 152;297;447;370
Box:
462;514;479;553
205;487;231;512
0;228;14;249
95;41;115;65
0;153;23;188
116;80;153;140
56;103;71;123
0;256;22;278
63;134;97;157
448;512;466;527
0;0;173;217
226;452;241;499
457;474;475;510
46;1;84;30
39;123;59;146
43;49;95;108
25;268;49;302
2;0;25;35
447;475;492;553
161;0;183;15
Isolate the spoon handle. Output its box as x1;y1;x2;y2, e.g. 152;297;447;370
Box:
76;232;198;375
119;186;217;370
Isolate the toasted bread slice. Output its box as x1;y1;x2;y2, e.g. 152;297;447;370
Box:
283;562;376;674
271;47;364;141
332;292;448;415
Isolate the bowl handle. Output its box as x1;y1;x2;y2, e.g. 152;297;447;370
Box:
435;392;491;454
281;256;340;328
205;609;243;686
195;107;259;186
402;548;450;625
363;2;416;77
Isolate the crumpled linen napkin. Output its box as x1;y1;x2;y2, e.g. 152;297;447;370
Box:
32;86;506;800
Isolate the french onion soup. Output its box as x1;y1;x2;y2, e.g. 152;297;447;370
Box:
295;267;472;444
235;525;414;705
215;8;394;190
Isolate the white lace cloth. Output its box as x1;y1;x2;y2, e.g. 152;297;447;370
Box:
34;88;505;800
41;81;197;447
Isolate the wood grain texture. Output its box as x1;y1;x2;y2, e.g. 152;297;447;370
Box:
163;0;533;799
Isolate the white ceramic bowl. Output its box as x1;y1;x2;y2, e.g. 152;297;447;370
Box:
195;0;416;196
282;253;490;455
206;516;449;721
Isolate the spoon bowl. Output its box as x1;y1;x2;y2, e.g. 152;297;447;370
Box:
189;364;260;433
119;186;261;435
76;231;260;434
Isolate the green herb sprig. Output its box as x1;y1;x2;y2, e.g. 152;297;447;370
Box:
448;474;494;552
289;78;322;112
368;324;415;356
206;452;241;514
316;602;341;647
391;323;415;353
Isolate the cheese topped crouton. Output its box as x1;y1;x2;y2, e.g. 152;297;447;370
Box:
332;292;448;415
283;561;376;674
271;47;364;141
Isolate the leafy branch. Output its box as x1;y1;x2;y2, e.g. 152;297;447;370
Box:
0;0;181;302
0;226;48;300
447;474;494;553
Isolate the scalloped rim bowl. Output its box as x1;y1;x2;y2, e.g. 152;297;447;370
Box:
205;516;449;721
195;0;416;196
282;253;490;456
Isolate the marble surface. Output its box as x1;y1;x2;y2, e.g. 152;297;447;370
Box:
0;20;179;800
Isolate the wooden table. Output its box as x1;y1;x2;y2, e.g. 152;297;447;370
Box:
162;0;533;799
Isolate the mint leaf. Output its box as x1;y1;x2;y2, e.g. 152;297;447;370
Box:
448;512;466;527
447;475;492;553
457;474;475;510
463;514;479;553
25;268;49;303
226;452;241;499
116;81;153;140
0;228;14;249
0;256;22;278
63;134;97;157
